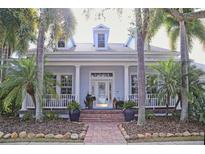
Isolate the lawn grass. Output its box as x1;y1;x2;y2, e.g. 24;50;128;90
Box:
128;136;204;143
0;138;83;144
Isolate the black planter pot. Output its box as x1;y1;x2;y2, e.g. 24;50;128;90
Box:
123;109;135;122
69;109;80;121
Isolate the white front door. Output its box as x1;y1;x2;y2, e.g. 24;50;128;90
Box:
90;72;114;109
94;80;112;108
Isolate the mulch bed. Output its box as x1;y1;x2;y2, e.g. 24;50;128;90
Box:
122;117;205;137
0;116;85;134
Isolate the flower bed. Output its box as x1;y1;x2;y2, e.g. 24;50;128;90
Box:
119;117;205;140
0;116;88;141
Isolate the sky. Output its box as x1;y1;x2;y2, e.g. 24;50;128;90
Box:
71;8;205;64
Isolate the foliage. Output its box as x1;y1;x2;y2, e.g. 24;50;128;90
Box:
0;57;57;115
149;59;205;123
44;8;76;50
22;112;34;121
148;9;205;51
145;110;155;119
151;59;180;108
67;101;80;111
0;9;38;54
43;111;59;120
123;100;136;109
188;65;205;124
116;100;124;109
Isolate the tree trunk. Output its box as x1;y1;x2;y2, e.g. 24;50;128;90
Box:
166;95;170;117
179;20;189;122
35;9;46;122
135;9;146;125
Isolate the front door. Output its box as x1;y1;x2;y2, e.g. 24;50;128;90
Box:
95;80;112;108
90;72;114;109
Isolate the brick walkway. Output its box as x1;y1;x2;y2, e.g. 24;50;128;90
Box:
84;122;127;144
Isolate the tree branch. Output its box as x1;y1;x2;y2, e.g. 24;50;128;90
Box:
183;10;205;20
164;8;184;21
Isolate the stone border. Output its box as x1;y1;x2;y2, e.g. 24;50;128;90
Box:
0;124;89;141
118;124;204;140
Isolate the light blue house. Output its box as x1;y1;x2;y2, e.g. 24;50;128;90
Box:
21;24;180;113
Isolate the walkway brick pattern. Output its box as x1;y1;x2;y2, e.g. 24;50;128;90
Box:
84;122;127;144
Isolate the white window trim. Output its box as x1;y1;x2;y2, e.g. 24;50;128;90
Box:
89;71;115;98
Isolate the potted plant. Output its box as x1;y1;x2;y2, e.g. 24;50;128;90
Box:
84;94;95;109
123;100;136;122
67;101;80;121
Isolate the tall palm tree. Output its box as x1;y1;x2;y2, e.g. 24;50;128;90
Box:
148;8;205;122
0;9;37;82
36;8;76;121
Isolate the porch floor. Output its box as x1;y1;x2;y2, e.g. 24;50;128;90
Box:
84;122;127;144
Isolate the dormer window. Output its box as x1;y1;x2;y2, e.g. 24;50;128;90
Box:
93;24;109;50
58;39;65;48
98;34;105;48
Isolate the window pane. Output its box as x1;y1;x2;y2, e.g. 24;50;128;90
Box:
61;75;72;94
131;75;138;94
98;34;105;48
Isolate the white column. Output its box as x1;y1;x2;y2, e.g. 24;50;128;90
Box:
75;65;80;103
124;65;129;101
21;93;28;111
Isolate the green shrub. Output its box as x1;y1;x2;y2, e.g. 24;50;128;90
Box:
116;100;124;109
189;96;205;124
67;101;80;111
22;112;33;121
123;101;136;109
44;111;59;120
145;110;155;119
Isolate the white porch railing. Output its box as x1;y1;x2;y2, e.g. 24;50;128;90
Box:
128;94;176;108
27;94;76;109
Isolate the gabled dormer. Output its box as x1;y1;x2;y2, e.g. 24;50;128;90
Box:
93;24;109;50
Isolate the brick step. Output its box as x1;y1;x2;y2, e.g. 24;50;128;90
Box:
80;113;124;118
80;110;125;122
80;117;124;122
81;109;123;114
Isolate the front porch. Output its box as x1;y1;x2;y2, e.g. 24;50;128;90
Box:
23;93;177;110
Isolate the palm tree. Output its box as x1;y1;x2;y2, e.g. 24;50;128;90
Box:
151;59;180;116
0;9;37;82
0;57;55;115
148;8;205;122
35;8;76;121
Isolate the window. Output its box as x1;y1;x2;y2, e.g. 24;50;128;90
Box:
46;75;56;94
131;75;138;94
60;75;72;94
58;39;65;48
98;33;105;48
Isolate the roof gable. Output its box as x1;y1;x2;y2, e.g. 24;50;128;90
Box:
93;24;110;30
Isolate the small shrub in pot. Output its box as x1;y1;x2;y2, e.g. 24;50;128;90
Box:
67;101;80;122
123;101;136;122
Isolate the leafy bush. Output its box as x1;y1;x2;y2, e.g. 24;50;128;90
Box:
116;100;124;109
67;101;80;111
123;101;136;109
44;111;59;120
22;112;33;121
145;110;155;119
189;95;205;124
